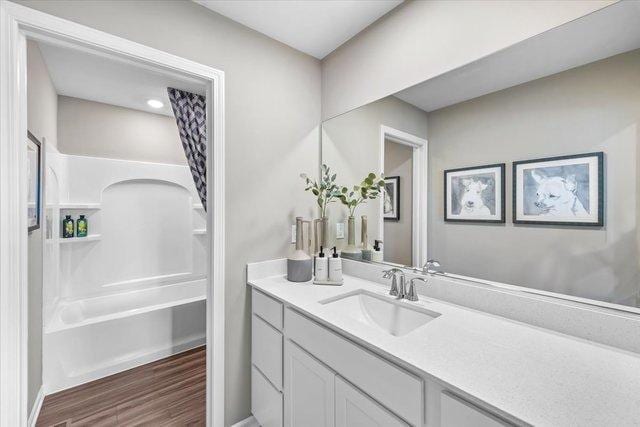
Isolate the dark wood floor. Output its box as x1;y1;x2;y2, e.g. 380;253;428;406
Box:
36;346;206;427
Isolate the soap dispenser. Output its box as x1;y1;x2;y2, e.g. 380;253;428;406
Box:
315;246;328;281
287;217;313;282
371;240;384;263
328;246;343;282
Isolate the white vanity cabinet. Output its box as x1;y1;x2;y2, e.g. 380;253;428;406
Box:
251;288;519;427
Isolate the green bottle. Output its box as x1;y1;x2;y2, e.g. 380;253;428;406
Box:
62;215;74;238
76;215;88;238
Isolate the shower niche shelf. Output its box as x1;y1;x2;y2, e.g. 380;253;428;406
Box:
59;234;102;244
193;229;207;235
58;203;101;210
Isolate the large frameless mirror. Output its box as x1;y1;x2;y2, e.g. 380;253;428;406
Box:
319;2;640;312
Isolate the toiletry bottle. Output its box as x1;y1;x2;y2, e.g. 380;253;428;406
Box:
329;246;342;282
62;215;74;238
371;240;384;263
76;214;88;238
315;246;328;281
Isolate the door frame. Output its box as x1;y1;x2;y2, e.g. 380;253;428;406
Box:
0;2;225;426
378;125;428;268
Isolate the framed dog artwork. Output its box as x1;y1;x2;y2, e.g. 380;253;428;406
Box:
383;176;400;221
513;152;604;226
444;163;505;223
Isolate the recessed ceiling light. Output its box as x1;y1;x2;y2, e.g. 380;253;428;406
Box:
147;99;164;109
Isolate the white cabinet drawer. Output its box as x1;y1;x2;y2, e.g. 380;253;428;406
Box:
252;314;283;391
252;365;283;427
285;308;423;426
441;392;513;427
253;289;283;330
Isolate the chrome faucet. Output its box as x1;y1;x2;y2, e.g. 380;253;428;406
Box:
406;277;428;301
423;259;443;275
382;268;405;298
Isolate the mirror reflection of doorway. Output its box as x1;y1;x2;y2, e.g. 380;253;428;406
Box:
383;139;413;266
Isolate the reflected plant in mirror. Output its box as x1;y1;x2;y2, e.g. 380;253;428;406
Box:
337;172;385;217
338;172;385;259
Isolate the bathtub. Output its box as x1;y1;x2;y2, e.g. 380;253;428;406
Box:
44;279;206;393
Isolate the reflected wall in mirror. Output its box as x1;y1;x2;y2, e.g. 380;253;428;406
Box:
322;96;428;267
321;45;640;310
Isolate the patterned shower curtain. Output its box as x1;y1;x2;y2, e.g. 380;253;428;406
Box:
167;87;207;210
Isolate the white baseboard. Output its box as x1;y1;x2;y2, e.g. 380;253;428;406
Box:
28;386;45;427
232;415;259;427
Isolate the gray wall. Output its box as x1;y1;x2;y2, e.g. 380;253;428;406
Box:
26;40;58;414
427;49;640;306
18;1;321;424
57;96;185;164
322;96;427;251
321;0;613;120
383;140;412;266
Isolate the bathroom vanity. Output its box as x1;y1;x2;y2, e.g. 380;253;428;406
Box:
248;259;640;427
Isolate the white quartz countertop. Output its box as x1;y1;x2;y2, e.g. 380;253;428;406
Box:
248;272;640;427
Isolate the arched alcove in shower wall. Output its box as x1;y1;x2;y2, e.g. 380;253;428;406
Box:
61;179;196;299
51;154;206;301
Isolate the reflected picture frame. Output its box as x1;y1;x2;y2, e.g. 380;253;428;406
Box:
27;131;42;233
383;176;400;221
444;163;506;223
513;152;604;226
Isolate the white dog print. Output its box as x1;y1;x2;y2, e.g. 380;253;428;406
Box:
459;179;491;215
531;170;587;217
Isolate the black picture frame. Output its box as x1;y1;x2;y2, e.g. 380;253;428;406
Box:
444;163;506;223
383;176;400;221
512;152;604;227
27;131;42;233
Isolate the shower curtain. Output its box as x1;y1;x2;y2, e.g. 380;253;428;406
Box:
167;87;207;209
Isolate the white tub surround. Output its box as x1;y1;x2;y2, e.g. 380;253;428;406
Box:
247;259;640;427
43;153;207;393
44;279;205;393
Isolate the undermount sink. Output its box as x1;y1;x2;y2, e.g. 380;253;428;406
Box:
320;290;440;337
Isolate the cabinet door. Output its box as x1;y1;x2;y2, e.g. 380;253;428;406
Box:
441;392;512;427
335;377;409;427
284;340;335;427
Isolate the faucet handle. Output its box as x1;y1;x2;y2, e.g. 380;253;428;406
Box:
406;277;428;302
423;259;443;274
382;268;403;296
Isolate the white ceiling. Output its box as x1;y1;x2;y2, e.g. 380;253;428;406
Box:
39;42;206;117
195;0;403;59
395;1;640;113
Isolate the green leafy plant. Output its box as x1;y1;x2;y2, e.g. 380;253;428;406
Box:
338;172;386;217
300;164;341;218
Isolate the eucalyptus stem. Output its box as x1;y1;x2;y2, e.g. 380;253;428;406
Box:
338;172;386;217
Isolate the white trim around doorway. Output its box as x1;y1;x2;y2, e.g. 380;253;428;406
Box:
0;2;225;426
378;125;428;268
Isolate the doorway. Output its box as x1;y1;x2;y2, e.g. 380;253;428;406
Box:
378;125;428;268
0;3;225;426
